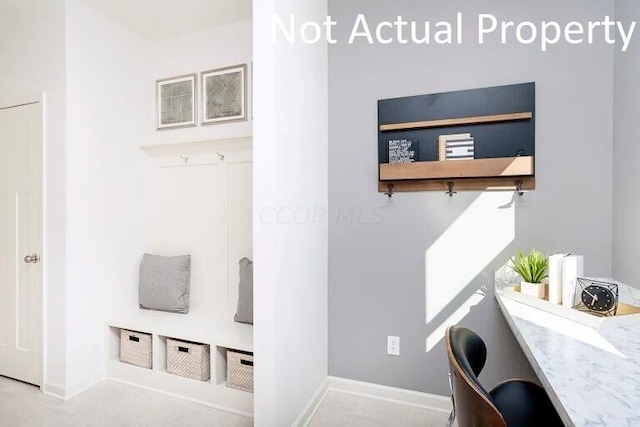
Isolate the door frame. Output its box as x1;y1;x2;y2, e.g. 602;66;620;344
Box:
0;92;46;391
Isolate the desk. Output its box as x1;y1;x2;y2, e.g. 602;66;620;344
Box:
495;284;640;427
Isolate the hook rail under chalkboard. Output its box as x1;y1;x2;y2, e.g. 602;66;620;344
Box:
378;177;535;196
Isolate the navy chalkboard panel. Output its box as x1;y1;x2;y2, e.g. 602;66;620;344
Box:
378;83;535;166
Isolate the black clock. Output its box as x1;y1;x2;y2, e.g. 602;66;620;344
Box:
573;278;619;317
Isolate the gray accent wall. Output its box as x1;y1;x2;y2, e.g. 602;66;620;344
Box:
329;0;614;396
613;0;640;287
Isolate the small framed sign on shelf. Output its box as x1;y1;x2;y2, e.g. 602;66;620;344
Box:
156;74;197;130
387;138;419;164
201;64;247;125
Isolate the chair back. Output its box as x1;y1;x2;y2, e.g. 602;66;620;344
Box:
445;326;506;427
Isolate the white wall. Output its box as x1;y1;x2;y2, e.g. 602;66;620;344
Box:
613;0;640;287
64;0;150;394
328;0;614;396
0;0;69;394
143;20;253;145
253;0;329;425
64;0;253;395
2;0;253;399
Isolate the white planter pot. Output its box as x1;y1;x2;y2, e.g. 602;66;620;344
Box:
520;281;545;299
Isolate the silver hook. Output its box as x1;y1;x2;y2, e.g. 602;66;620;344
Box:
217;152;225;162
445;182;457;197
180;155;189;164
384;184;394;198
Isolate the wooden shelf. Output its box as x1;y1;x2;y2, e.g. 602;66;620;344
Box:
379;156;534;181
379;112;532;132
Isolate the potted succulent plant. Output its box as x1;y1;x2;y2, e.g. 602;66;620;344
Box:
510;249;549;298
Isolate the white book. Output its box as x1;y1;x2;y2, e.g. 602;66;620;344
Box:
548;254;568;304
562;255;584;307
438;134;472;160
445;138;474;160
445;139;475;147
438;133;471;142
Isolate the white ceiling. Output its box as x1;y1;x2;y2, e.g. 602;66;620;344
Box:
80;0;252;40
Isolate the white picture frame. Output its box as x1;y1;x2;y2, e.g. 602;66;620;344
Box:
201;64;247;125
156;73;197;130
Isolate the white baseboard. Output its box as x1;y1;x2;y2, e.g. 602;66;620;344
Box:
293;377;330;427
296;376;452;426
42;382;66;400
43;375;106;401
107;377;254;419
44;373;252;418
64;375;106;400
327;377;452;413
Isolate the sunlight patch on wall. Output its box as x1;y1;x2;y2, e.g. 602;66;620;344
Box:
425;192;516;325
426;290;485;352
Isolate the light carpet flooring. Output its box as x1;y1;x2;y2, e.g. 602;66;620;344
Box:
1;376;451;426
308;391;451;427
0;376;253;427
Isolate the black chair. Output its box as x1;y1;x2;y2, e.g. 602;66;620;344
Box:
445;326;564;427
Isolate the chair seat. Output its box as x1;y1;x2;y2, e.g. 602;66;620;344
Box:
489;380;564;427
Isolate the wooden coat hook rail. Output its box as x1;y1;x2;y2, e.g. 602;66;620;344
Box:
379;178;534;198
441;179;529;198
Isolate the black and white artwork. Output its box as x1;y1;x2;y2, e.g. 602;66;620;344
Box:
388;138;419;164
156;74;197;130
201;64;247;125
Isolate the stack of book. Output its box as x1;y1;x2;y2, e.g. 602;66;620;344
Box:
437;133;475;161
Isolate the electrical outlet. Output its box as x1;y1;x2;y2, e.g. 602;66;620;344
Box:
387;336;400;356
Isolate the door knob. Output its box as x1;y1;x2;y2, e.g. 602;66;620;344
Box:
24;254;40;264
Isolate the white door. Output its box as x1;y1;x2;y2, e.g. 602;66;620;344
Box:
0;102;43;386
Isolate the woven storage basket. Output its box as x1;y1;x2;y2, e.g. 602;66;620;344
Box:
227;350;253;393
120;329;152;369
167;338;211;382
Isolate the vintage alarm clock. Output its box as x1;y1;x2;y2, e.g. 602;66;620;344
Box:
573;278;619;317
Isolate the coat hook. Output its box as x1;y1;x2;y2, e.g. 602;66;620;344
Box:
384;184;394;198
446;182;457;197
180;155;189;164
217;152;225;162
515;180;525;197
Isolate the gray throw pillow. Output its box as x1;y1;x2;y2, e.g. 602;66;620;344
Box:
139;253;191;314
234;258;253;324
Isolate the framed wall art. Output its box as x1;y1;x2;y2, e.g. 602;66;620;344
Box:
201;64;247;125
156;74;197;130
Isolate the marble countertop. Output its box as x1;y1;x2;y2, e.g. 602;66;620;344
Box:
495;282;640;427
